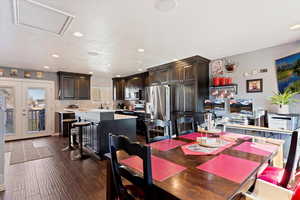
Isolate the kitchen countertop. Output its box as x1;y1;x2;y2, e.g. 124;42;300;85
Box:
114;114;137;120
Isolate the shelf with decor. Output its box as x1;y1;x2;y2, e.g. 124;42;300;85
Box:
209;84;238;99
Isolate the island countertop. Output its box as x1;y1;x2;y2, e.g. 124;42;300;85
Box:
62;108;137;121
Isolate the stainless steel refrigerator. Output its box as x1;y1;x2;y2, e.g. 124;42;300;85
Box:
145;85;171;135
0;93;5;191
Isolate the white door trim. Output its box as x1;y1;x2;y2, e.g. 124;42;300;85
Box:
0;78;55;141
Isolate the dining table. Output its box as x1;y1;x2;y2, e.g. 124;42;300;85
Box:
106;132;279;200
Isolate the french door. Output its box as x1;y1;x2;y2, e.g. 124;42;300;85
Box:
0;78;54;141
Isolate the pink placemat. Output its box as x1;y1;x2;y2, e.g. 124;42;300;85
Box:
120;155;186;182
149;139;187;151
179;132;207;140
197;154;260;183
233;142;278;156
221;133;252;141
181;140;235;155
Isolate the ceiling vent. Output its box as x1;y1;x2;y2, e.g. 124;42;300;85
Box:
13;0;75;36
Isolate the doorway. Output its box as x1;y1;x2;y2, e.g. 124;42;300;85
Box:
0;78;55;141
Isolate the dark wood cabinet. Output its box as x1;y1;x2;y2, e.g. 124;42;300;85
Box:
173;81;196;112
113;78;125;100
149;55;209;114
148;68;169;85
125;75;144;100
76;75;91;99
171;62;196;82
113;72;148;101
58;72;91;100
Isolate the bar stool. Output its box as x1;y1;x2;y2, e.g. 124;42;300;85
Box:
61;119;77;151
72;121;91;160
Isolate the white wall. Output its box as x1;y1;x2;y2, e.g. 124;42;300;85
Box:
213;41;300;113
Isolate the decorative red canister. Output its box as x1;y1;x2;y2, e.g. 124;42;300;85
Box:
213;77;220;86
225;77;232;85
220;77;226;86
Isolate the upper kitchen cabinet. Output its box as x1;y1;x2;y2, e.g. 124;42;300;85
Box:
58;72;91;100
171;61;196;82
125;75;144;100
113;78;125;100
148;67;169;85
112;72;148;101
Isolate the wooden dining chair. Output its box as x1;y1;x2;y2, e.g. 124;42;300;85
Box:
145;119;171;144
258;131;298;188
107;134;153;200
175;116;195;137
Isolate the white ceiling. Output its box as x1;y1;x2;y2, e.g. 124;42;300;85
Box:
1;0;300;78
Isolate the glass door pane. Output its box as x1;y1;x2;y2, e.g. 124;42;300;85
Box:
27;88;46;133
0;87;15;135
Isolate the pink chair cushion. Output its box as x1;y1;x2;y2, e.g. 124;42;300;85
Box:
258;166;285;185
292;182;300;200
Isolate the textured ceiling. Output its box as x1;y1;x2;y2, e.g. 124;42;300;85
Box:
1;0;300;78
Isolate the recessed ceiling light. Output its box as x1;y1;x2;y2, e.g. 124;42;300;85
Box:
116;75;121;77
43;66;50;69
155;0;178;12
52;54;60;58
137;48;145;53
290;24;300;30
138;68;143;72
73;32;84;37
89;72;93;74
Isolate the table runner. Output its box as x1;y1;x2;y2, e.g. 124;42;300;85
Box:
181;140;235;155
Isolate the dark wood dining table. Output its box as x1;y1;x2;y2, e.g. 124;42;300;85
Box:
106;135;277;200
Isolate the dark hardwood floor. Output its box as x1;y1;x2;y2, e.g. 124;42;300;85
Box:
0;136;109;200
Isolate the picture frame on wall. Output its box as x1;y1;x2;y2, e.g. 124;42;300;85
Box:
10;69;18;77
246;79;263;93
36;71;44;78
24;71;32;78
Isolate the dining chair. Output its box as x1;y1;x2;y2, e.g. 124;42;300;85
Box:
258;131;298;188
243;179;295;200
106;134;153;200
175;116;195;137
145;119;171;144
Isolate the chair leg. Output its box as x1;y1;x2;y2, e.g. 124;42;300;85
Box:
73;126;90;160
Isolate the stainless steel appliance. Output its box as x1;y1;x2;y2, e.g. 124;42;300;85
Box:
0;93;5;190
145;85;171;135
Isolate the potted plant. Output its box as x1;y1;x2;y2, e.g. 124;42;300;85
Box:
270;90;299;114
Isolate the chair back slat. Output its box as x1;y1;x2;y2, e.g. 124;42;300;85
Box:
145;119;171;144
108;134;153;199
281;131;298;188
176;116;195;137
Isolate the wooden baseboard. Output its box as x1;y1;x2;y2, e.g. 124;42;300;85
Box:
0;184;5;192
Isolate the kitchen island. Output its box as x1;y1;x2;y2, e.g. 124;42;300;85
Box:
62;109;137;157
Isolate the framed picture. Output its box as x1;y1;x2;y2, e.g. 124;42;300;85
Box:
24;71;32;78
10;69;18;77
0;69;4;76
246;79;263;93
275;52;300;93
36;71;44;78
